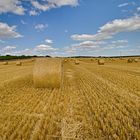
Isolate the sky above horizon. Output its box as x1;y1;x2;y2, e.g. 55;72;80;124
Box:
0;0;140;56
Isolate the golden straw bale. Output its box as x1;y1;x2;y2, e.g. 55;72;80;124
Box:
64;59;68;62
127;58;133;63
16;61;22;66
134;59;138;62
75;60;80;65
31;59;35;62
98;59;105;65
3;61;8;65
33;58;62;88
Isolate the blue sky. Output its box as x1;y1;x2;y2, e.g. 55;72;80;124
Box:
0;0;140;56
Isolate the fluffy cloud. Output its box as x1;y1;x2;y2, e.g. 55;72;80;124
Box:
66;41;104;54
21;20;27;25
66;39;129;55
47;0;79;7
31;1;50;11
0;40;5;43
1;45;17;55
66;47;77;54
137;7;140;11
71;41;105;49
71;16;140;41
3;45;16;51
0;22;22;39
29;10;39;16
118;2;135;8
71;34;95;41
108;40;128;49
111;40;128;44
45;39;53;44
0;0;25;15
35;44;57;51
118;3;129;8
31;0;79;11
1;48;33;56
0;0;79;15
35;24;48;31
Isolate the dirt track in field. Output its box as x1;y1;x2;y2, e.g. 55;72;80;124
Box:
0;58;140;140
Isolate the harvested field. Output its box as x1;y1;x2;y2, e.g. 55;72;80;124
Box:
0;58;140;139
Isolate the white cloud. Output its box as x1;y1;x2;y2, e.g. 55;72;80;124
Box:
118;2;136;8
45;39;53;44
31;1;50;11
2;48;33;56
71;15;140;41
66;41;104;54
3;45;16;51
0;0;79;15
35;44;57;51
0;40;5;43
65;29;68;33
32;0;79;11
0;45;17;55
118;3;129;8
47;0;79;7
0;22;22;39
66;47;77;54
66;39;129;55
137;7;140;11
29;10;39;16
72;41;105;48
120;48;140;55
111;40;128;44
35;24;48;31
71;34;97;41
21;20;27;25
108;40;128;49
0;0;25;15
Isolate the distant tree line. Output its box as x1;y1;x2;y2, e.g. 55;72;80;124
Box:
68;55;140;58
0;54;139;60
0;55;51;61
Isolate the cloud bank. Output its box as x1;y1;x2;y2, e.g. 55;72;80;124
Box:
0;22;22;39
71;16;140;41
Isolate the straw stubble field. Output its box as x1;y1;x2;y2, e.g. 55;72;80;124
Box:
0;58;140;140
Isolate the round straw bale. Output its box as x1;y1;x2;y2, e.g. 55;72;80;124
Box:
75;60;79;65
134;59;138;62
64;59;68;62
31;59;35;62
127;58;133;63
33;58;62;88
98;59;105;65
16;61;22;66
3;61;8;65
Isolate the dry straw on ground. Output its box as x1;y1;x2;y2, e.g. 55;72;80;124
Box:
3;62;8;65
98;59;105;65
33;58;62;88
16;61;22;66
